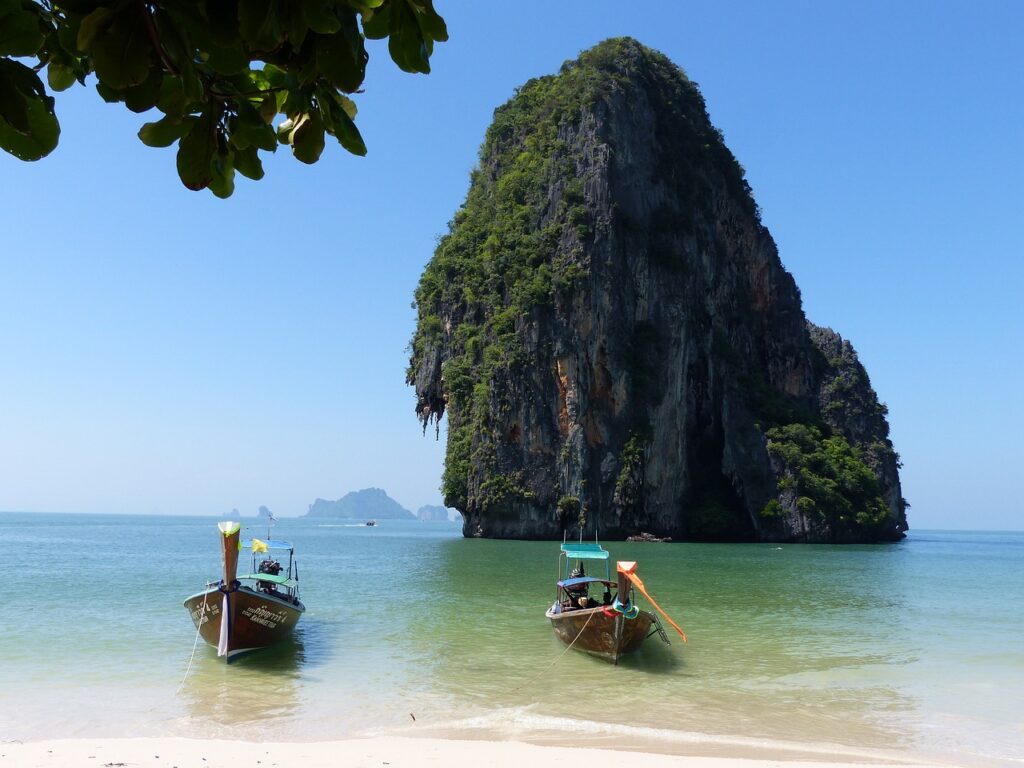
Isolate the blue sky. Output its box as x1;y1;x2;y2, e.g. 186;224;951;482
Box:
1;1;1021;529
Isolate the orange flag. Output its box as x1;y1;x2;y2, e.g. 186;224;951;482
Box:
618;561;688;643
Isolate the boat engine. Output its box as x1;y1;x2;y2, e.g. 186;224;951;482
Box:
258;559;283;576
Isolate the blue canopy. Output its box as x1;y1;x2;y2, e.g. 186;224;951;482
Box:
242;539;293;551
557;576;614;589
560;542;609;560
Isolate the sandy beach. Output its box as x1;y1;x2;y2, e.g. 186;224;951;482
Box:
1;737;947;768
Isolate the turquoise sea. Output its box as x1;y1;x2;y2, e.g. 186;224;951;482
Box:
0;513;1021;766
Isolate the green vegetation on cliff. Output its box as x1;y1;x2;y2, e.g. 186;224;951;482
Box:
763;424;889;529
409;38;756;510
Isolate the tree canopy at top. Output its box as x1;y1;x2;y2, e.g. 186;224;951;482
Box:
0;0;447;196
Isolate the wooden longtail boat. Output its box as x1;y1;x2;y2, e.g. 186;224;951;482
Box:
183;521;305;662
545;541;685;664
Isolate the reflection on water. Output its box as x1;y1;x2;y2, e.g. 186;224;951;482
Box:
179;633;306;729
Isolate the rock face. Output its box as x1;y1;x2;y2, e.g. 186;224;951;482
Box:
408;38;907;543
305;488;415;520
417;504;450;521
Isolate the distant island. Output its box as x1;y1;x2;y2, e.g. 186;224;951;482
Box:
257;506;273;518
305;488;415;520
416;505;449;521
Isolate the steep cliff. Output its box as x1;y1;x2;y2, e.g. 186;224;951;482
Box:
408;38;907;543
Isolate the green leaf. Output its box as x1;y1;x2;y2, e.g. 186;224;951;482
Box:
123;66;163;112
0;5;44;57
46;63;77;92
0;85;59;160
258;93;277;123
208;147;235;198
138;114;194;147
336;93;357;120
276;116;295;144
155;74;186;117
53;0;107;12
361;2;390;39
152;8;201;100
76;6;116;51
233;144;264;180
303;0;342;34
57;15;83;53
203;40;249;75
202;0;240;47
314;15;367;93
291;109;324;163
231;109;276;151
94;80;121;103
0;64;29;132
91;8;154;90
388;0;430;74
281;2;309;49
180;6;249;76
411;0;447;42
261;63;287;88
238;0;283;51
176;110;218;190
326;98;365;156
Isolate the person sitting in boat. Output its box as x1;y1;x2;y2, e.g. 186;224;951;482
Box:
566;563;590;609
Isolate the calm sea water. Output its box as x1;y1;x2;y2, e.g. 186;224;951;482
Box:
0;513;1021;766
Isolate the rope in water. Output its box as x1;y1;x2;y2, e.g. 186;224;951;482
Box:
509;608;599;695
175;588;210;696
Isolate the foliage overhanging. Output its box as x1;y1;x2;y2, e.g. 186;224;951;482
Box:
0;0;446;196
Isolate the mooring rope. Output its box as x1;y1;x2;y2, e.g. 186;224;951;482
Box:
175;588;210;696
510;608;599;695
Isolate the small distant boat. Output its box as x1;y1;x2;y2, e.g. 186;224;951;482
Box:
365;520;377;527
544;540;687;664
183;521;305;662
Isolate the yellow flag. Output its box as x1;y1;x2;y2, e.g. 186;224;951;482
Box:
251;538;269;553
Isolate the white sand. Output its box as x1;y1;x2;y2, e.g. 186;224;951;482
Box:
1;737;946;768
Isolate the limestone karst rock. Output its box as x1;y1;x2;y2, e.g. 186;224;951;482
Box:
409;38;907;543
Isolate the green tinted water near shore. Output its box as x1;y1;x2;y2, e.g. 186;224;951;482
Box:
1;513;1021;766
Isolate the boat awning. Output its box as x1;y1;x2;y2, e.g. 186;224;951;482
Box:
561;543;609;560
557;576;614;590
241;539;293;551
239;573;297;589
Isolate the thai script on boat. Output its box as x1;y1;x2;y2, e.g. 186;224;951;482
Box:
241;605;289;629
190;602;220;625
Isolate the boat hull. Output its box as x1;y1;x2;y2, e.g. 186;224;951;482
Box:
545;604;655;663
183;586;304;662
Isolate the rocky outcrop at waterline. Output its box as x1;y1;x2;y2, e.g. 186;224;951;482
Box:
408;38;907;543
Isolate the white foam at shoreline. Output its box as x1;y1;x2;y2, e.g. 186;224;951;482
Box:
368;706;927;764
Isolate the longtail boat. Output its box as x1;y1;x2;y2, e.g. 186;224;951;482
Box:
183;521;305;662
544;541;687;664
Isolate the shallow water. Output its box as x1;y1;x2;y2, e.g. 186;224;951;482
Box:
1;513;1021;766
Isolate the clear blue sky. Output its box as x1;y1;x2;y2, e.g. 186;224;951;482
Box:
1;1;1021;529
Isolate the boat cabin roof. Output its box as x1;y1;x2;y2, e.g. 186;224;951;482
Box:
560;542;609;560
241;538;294;552
557;576;615;590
